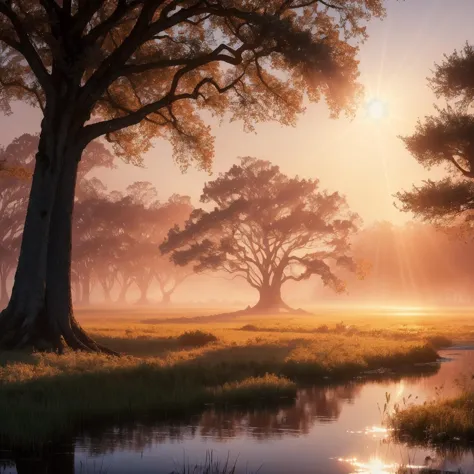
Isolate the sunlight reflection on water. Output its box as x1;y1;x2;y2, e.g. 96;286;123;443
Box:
3;350;474;473
338;456;425;474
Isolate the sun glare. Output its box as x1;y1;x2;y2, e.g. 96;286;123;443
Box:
339;456;425;474
366;99;388;120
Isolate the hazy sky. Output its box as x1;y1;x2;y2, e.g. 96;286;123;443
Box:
2;0;474;226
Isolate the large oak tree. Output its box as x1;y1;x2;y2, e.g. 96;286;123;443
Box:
161;157;360;312
0;0;384;351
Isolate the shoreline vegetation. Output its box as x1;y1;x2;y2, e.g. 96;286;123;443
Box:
0;311;449;445
390;392;474;446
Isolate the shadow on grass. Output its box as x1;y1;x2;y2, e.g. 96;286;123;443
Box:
92;334;179;357
91;330;221;357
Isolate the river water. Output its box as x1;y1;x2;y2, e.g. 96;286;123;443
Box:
2;348;474;474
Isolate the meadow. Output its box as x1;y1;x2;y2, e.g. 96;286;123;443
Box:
0;305;471;445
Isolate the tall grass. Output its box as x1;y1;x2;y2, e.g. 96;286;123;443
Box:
170;451;257;474
0;315;441;444
390;392;474;445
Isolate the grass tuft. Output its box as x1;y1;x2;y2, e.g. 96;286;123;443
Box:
212;373;296;405
390;392;474;445
177;330;219;347
170;450;258;474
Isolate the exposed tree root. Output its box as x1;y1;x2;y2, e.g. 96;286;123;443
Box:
0;306;119;355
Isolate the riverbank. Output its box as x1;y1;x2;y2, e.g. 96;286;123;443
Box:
390;391;474;445
0;314;443;444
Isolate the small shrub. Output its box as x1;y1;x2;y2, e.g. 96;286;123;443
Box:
213;374;297;405
239;324;259;331
426;335;452;349
316;324;329;333
177;330;218;347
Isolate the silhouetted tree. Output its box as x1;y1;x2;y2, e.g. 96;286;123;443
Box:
124;182;161;305
396;44;474;225
0;0;384;352
154;194;194;305
73;184;127;305
0;136;34;303
161;157;360;312
0;134;114;308
118;185;193;305
156;261;191;305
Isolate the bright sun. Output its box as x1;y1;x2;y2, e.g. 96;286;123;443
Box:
366;99;388;120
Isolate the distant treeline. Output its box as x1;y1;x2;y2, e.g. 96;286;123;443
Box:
0;134;192;306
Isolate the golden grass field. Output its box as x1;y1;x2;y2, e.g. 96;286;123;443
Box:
1;305;473;444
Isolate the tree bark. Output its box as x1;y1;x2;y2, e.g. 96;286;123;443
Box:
117;277;132;304
161;291;172;306
0;128;115;353
136;283;150;305
102;285;112;303
253;284;291;312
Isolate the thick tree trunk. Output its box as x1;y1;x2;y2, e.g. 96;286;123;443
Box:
0;129;115;353
136;283;150;305
161;291;172;306
117;279;132;304
102;285;112;303
253;284;291;312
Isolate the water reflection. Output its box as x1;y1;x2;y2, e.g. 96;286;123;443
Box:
197;383;364;440
338;456;410;474
339;450;474;474
2;351;474;473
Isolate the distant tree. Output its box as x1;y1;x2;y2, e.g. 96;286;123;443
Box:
73;184;126;305
120;185;193;305
94;261;118;303
396;44;474;225
155;256;192;305
0;135;36;304
0;0;384;352
153;194;194;305
161;157;360;313
0;133;115;307
124;182;161;305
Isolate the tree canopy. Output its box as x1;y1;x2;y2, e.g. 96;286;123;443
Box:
0;0;384;165
161;157;360;312
397;43;474;225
